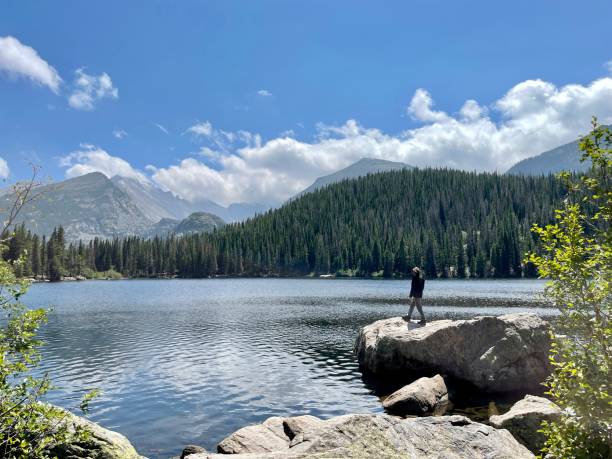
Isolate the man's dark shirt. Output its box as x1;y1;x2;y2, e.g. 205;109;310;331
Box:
410;275;425;298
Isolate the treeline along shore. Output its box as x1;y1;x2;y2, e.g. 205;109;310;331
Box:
4;168;565;281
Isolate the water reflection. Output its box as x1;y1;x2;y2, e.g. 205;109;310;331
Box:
24;278;551;458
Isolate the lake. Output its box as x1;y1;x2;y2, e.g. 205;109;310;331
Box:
24;278;553;458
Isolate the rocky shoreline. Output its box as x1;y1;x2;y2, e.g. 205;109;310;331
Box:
59;313;558;458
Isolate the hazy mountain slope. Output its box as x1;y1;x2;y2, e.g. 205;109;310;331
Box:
189;200;232;222
111;176;197;221
112;176;267;223
144;218;180;238
0;172;268;242
297;158;412;196
505;127;612;175
173;212;225;235
186;200;268;222
226;202;270;221
0;172;153;241
146;213;225;237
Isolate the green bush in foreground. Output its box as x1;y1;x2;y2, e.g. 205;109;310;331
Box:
528;119;611;458
0;248;72;457
0;175;94;458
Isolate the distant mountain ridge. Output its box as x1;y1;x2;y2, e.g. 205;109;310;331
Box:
111;176;269;222
0;159;413;242
0;172;154;242
505;128;611;175
0;172;246;242
297;158;412;197
506;139;587;175
111;176;197;221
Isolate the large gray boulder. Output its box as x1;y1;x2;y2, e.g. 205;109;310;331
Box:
382;374;449;416
217;416;291;453
185;413;534;458
490;395;561;453
354;313;551;393
51;408;146;459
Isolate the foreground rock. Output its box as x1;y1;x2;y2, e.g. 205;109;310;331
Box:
216;416;292;453
355;313;551;393
180;445;207;458
185;413;534;458
490;395;561;453
383;374;449;416
50;408;145;459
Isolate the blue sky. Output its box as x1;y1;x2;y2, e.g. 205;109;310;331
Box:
1;1;611;205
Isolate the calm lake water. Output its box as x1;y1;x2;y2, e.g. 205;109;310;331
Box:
25;278;553;458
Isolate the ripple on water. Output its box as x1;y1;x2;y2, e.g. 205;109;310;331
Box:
26;278;550;459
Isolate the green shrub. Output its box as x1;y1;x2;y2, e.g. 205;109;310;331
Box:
528;119;611;458
81;268;123;280
0;249;75;457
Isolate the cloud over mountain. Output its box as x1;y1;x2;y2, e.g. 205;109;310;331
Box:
150;75;612;205
60;74;612;206
60;144;148;185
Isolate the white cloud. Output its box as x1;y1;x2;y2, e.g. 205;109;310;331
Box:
280;129;295;138
112;129;127;139
186;121;213;138
257;89;272;97
60;144;148;185
407;88;449;122
197;147;221;160
0;36;62;93
151;75;612;206
0;158;9;179
155;123;169;134
68;68;118;110
606;60;612;75
186;120;261;153
58;74;612;207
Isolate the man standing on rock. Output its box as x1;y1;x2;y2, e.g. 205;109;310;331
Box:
407;267;426;324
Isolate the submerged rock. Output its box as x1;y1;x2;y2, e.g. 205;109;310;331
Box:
490;394;561;453
354;313;551;393
185;413;534;458
382;374;449;416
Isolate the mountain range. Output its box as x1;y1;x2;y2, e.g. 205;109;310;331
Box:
0;140;589;243
111;175;269;223
0;172;152;241
0;158;411;242
0;173;226;242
